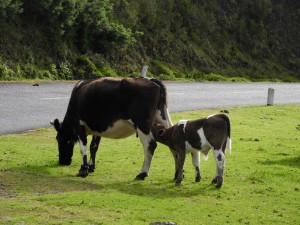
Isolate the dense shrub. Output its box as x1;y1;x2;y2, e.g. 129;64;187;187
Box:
0;0;299;81
204;73;228;82
73;56;102;79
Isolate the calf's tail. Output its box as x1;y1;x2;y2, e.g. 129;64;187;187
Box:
226;137;232;154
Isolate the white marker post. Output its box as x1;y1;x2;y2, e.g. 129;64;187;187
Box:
141;65;148;78
267;88;275;106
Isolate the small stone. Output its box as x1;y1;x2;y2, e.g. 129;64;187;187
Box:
150;222;177;225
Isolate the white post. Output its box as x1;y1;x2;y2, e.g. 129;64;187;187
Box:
141;65;148;78
267;88;275;106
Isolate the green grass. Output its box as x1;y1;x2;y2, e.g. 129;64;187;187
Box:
1;105;300;225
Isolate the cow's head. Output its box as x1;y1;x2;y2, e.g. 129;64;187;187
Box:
51;119;77;165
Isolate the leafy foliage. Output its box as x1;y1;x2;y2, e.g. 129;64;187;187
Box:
0;0;299;80
0;0;22;20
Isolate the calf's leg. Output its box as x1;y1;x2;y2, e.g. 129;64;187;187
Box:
175;149;186;185
212;149;226;188
135;129;157;180
172;150;179;180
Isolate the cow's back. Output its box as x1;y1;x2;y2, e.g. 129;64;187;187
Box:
65;77;162;134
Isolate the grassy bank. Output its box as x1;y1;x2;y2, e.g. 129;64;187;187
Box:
0;105;299;224
1;1;299;82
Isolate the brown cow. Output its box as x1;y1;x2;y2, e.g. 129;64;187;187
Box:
51;77;173;180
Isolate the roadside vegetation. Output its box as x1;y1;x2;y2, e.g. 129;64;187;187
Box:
0;105;299;224
0;1;299;82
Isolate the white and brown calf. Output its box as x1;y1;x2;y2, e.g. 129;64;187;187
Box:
151;114;231;188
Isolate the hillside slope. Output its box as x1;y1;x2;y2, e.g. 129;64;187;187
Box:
0;0;299;81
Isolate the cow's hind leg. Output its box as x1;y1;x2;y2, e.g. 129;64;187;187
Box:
192;151;201;182
135;129;157;180
77;125;89;178
88;136;101;172
212;148;226;188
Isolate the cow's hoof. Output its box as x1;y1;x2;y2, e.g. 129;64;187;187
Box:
135;172;148;180
175;180;182;186
77;166;89;178
212;176;223;188
195;176;201;182
212;177;217;184
174;170;185;180
77;170;88;178
216;178;223;188
174;169;178;180
88;165;95;173
59;159;72;166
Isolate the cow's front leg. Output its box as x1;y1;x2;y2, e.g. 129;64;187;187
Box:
173;151;186;181
77;126;89;178
135;129;157;180
175;149;186;185
212;149;226;188
191;151;201;182
88;136;101;172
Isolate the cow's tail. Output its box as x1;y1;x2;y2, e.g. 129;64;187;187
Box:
219;114;232;154
150;78;173;127
150;78;168;106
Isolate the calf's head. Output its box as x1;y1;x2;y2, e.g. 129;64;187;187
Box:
151;124;170;147
51;119;77;165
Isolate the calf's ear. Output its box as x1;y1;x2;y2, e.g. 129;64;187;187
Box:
158;129;165;136
50;119;61;132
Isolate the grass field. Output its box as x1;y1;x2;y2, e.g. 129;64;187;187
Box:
0;105;299;225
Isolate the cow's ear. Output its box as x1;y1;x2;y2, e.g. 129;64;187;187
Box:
71;133;78;143
51;119;61;132
158;129;165;136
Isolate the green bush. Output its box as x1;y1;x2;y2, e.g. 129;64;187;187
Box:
73;56;102;79
229;76;250;82
0;0;299;81
0;0;22;20
0;64;7;79
188;70;205;81
58;62;73;80
21;64;44;79
204;73;228;81
0;64;12;80
49;64;58;79
152;60;175;80
99;66;118;77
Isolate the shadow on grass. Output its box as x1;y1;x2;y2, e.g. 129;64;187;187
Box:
105;179;219;198
0;170;103;197
260;156;300;169
1;162;219;198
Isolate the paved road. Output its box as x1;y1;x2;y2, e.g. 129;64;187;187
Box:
0;81;300;135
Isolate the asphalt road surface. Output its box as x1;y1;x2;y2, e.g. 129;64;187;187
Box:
1;81;300;135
